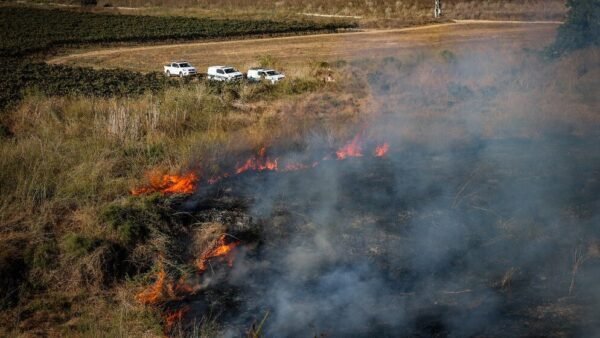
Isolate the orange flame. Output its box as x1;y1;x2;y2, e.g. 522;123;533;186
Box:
135;268;199;306
197;234;240;273
165;306;190;332
131;172;198;195
336;133;364;160
374;143;390;157
136;269;169;305
235;147;279;174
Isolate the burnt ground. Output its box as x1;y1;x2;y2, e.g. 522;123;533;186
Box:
171;135;600;337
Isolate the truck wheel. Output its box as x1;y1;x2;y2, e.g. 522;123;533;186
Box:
179;72;184;78
166;70;170;77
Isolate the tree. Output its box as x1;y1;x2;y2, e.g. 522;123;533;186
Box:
550;0;599;55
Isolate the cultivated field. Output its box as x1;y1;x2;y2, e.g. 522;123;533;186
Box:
49;21;560;73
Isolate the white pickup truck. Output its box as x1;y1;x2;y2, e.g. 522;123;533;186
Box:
164;61;197;77
247;68;286;84
207;66;244;82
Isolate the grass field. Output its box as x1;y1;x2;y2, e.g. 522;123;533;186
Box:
0;1;598;336
18;0;567;25
48;21;561;73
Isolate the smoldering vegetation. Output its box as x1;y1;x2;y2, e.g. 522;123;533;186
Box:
171;43;600;336
1;19;598;336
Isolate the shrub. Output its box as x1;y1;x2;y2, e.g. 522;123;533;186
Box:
61;233;100;258
549;0;600;55
101;202;155;245
28;241;58;270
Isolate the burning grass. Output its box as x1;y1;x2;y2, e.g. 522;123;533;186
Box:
131;172;198;196
0;37;598;336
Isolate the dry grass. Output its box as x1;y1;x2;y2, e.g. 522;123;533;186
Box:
48;22;560;73
1;28;599;336
23;0;566;23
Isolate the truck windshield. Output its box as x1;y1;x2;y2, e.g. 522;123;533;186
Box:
224;68;237;74
179;63;191;67
266;71;278;76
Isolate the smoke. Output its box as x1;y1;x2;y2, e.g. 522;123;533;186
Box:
185;35;600;337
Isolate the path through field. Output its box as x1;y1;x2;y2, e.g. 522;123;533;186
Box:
47;20;561;73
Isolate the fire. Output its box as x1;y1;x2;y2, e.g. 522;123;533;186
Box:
235;147;279;174
132;139;390;197
136;236;241;332
374;143;390;157
336;133;364;160
197;234;240;272
135;267;199;306
135;269;169;305
131;172;198;195
164;306;190;332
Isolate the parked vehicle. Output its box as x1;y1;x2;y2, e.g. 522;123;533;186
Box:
164;61;197;77
247;68;286;84
207;66;244;82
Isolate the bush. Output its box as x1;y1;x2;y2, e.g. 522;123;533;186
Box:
549;0;600;55
101;202;155;245
61;233;100;258
28;241;58;270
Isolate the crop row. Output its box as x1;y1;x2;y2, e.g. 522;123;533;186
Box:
0;58;177;112
0;6;356;56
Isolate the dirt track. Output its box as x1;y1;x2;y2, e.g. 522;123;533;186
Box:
47;20;561;73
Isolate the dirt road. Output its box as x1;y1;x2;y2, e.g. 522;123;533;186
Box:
47;20;560;73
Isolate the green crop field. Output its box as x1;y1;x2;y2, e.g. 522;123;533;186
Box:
0;6;355;111
0;6;356;56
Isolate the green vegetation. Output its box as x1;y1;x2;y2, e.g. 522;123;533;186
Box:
0;58;176;112
550;0;600;55
61;234;101;258
0;6;356;57
0;5;353;111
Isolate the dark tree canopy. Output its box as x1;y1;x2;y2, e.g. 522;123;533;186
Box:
551;0;600;54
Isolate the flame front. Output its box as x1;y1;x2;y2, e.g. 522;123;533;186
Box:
197;234;240;272
132;138;390;197
135;269;168;305
235;147;279;174
336;133;364;160
131;172;198;196
164;306;190;332
374;143;390;157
